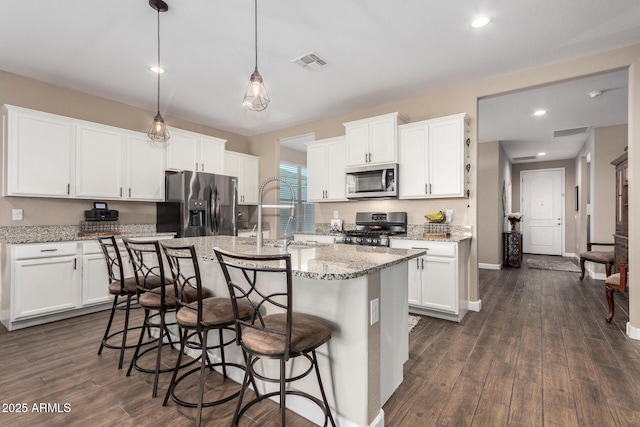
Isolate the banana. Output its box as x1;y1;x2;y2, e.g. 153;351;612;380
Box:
425;211;445;222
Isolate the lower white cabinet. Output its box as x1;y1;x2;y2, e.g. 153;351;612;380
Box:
237;230;270;239
390;239;470;322
293;234;337;244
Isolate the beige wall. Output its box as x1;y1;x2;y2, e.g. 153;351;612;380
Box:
280;147;307;166
628;60;639;329
0;70;249;226
478;141;500;265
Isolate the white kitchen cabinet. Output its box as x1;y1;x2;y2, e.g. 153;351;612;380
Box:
306;137;347;202
344;112;404;166
224;151;259;205
237;230;270;239
75;122;125;199
11;242;80;321
293;234;336;244
166;128;226;173
399;113;468;199
390;238;470;322
126;132;165;201
2;105;73;197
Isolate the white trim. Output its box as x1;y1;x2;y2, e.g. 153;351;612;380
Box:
479;263;501;270
468;299;482;312
627;322;640;340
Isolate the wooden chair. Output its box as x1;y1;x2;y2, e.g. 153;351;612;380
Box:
579;215;615;280
605;263;629;323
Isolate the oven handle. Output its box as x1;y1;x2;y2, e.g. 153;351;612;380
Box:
381;170;387;191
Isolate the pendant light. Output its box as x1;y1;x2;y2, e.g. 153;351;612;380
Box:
148;0;170;143
243;0;269;111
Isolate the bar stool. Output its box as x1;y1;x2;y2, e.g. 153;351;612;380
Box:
123;238;185;398
161;243;255;427
213;247;336;427
97;236;142;369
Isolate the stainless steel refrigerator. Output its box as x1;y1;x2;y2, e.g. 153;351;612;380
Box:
156;170;237;237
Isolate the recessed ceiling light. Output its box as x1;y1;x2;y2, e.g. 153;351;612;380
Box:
534;109;547;116
538;152;546;156
150;66;165;74
471;16;491;28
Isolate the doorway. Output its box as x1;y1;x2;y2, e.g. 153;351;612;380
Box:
521;168;564;255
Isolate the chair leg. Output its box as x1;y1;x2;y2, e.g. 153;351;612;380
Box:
98;296;118;355
219;328;228;378
151;309;166;398
163;327;187;407
605;285;616;323
280;357;286;426
579;257;586;280
312;350;337;427
118;296;133;369
196;330;209;427
232;352;252;427
126;309;151;377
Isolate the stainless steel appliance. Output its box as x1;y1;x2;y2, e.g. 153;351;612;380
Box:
336;212;407;247
156;170;237;237
345;163;398;199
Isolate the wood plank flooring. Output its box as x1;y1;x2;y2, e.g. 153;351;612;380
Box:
1;254;639;426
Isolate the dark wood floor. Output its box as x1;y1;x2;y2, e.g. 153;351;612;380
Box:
1;255;639;426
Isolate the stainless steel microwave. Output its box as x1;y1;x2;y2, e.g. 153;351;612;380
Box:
345;163;398;199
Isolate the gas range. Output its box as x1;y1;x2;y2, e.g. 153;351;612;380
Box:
336;212;407;247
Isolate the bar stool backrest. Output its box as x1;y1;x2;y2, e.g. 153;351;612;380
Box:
123;239;166;300
161;244;206;328
97;236;127;293
213;247;293;361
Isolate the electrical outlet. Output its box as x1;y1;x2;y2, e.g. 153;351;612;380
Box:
12;208;23;221
370;298;379;325
333;210;339;219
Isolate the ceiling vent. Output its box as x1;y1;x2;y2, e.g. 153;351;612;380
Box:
553;127;590;137
513;155;538;161
292;52;327;71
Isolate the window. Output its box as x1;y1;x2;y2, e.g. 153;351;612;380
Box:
279;162;314;237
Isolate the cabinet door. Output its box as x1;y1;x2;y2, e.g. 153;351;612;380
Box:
166;130;199;171
325;138;347;200
241;155;259;205
398;124;428;198
75;123;124;199
369;116;397;164
306;143;327;201
126;133;165;201
199;136;226;174
428;117;464;197
13;256;79;319
224;152;242;186
345;122;370;166
82;253;112;306
421;255;457;313
407;257;422;305
5;108;73;197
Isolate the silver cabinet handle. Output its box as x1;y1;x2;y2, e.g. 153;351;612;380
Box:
202;163;205;171
425;184;428;195
128;188;131;197
195;162;198;171
421;258;424;269
120;187;123;197
416;258;420;269
365;153;368;163
74;258;77;270
40;249;58;252
67;183;70;195
429;183;432;194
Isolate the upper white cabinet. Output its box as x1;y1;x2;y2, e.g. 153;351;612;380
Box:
75;122;125;199
2;105;73;198
306;136;347;202
398;113;468;199
224;151;259;205
344;112;404;167
125;132;165;201
165;128;226;174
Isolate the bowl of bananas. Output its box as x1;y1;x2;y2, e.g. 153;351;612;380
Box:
425;211;445;223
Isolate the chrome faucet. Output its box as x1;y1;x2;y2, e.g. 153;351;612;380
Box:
257;177;296;247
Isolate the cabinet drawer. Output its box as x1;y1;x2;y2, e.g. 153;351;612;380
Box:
14;242;78;260
390;239;456;257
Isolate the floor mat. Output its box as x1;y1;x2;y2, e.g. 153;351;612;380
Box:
526;257;581;273
408;315;420;332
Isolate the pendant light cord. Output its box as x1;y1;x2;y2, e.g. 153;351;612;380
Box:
254;0;258;70
156;7;161;112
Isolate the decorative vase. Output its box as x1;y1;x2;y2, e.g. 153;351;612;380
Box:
510;220;517;232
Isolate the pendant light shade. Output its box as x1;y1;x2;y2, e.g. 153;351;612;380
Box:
148;0;170;144
243;0;269;111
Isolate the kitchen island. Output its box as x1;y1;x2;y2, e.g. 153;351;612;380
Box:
162;235;425;427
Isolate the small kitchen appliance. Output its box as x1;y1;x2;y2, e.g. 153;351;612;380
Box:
345;163;398;199
336;212;407;247
84;201;119;221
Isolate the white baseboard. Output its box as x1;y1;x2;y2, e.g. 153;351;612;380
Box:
627;322;640;341
479;263;501;270
468;300;482;312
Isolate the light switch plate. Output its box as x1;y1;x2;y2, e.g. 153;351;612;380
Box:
333;210;339;219
370;298;379;325
12;208;23;221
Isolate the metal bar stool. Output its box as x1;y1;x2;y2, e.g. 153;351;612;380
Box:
123;238;188;397
161;243;255;427
214;247;336;427
97;236;144;369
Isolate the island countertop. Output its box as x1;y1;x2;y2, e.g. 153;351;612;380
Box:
162;235;425;281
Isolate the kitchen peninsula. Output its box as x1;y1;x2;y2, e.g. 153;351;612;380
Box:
162;235;425;427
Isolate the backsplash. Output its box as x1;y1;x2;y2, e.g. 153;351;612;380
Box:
0;224;159;244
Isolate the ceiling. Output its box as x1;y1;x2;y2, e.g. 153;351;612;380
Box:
1;1;638;159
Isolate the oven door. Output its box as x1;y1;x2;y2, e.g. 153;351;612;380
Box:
345;163;397;199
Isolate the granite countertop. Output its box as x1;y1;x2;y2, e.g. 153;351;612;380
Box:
0;224;174;244
162;235;425;281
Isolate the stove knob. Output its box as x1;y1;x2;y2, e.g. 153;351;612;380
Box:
355;237;363;244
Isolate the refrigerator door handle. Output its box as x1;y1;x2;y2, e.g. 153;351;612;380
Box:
211;186;220;234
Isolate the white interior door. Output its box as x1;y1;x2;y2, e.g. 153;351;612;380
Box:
521;169;564;255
